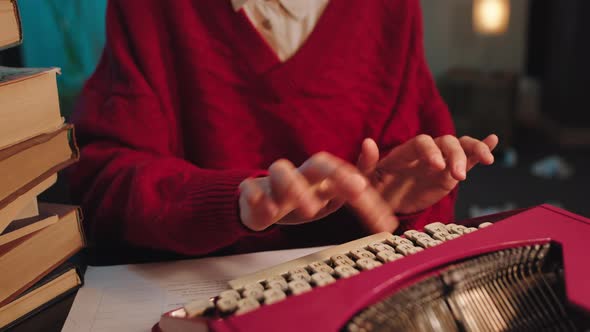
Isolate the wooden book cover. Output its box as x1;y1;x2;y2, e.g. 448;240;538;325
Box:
0;203;85;306
0;124;79;213
0;174;56;234
0;212;58;246
0;263;83;330
0;67;64;150
13;198;39;221
0;0;22;50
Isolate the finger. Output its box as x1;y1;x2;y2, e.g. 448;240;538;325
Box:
239;178;279;231
268;159;324;218
435;135;467;180
313;178;337;201
299;152;398;232
379;134;445;171
357;138;379;175
482;134;499;151
459;136;495;170
298;152;367;198
317;158;396;232
348;187;400;233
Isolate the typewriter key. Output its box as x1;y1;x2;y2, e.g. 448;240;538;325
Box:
263;288;286;305
311;272;336;287
288;279;312;295
350;248;376;260
235;297;260;315
308;261;334;275
334;265;359;278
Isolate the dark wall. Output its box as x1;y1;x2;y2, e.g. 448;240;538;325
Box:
527;0;590;127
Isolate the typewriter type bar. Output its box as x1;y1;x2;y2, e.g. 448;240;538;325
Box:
345;243;582;331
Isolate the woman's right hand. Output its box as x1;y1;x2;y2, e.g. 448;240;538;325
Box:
238;152;398;232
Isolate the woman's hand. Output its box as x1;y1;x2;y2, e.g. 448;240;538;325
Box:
239;152;398;233
357;134;498;215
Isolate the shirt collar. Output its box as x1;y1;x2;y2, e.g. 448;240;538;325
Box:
231;0;309;20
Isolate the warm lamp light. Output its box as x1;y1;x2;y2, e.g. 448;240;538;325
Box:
473;0;510;35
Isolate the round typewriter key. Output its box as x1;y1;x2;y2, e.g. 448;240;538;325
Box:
447;224;467;235
395;243;417;256
216;296;238;313
219;289;241;301
446;233;460;240
334;265;359;278
242;287;264;301
263;288;287;305
368;242;395;253
386;236;413;247
350;248;375;260
288;280;312;295
288;269;311;282
266;276;288;291
404;230;430;241
266;280;288;291
311;272;336;287
376;251;403;263
235;298;260;315
332;255;355;267
356;258;382;271
424;222;449;235
431;232;448;241
333;258;355;267
308;261;334;275
409;247;424;254
243;282;264;292
183;299;214;318
330;254;350;261
445;223;459;232
403;230;419;237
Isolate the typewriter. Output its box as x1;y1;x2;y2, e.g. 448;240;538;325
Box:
156;204;590;332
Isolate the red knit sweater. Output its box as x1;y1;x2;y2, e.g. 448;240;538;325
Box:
70;0;457;256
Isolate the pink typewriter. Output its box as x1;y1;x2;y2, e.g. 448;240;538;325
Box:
155;204;590;331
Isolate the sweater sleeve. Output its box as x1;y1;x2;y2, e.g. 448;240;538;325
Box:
378;0;457;231
69;0;265;255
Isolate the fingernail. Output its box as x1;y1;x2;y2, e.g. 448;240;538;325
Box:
455;162;466;178
430;154;445;168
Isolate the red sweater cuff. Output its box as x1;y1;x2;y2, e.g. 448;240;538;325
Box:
172;169;269;254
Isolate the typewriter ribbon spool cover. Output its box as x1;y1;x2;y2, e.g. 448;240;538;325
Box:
156;204;590;332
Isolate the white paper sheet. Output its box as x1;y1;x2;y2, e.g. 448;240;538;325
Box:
62;246;330;332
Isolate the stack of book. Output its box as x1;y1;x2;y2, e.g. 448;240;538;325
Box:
0;0;85;329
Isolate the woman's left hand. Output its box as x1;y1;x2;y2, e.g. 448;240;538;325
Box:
356;134;499;215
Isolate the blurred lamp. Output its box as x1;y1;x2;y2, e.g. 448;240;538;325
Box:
473;0;510;35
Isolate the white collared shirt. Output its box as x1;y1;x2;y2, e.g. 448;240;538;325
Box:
231;0;329;62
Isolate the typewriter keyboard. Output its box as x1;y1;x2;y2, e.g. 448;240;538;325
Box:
182;221;494;318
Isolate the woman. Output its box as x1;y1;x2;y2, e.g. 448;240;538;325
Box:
70;0;497;256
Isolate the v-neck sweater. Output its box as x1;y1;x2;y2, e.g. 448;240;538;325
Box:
70;0;457;256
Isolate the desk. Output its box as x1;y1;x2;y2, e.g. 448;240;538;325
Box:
5;248;188;332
